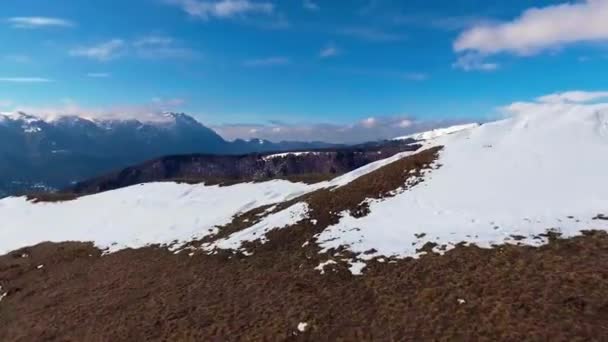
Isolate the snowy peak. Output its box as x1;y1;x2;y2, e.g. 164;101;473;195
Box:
0;111;49;133
0;110;213;129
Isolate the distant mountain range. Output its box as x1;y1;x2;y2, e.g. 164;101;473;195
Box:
52;139;420;198
0;111;334;197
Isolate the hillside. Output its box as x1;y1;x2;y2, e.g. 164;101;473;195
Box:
54;139;419;197
1;100;608;340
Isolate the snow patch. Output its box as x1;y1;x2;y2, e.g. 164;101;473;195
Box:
204;202;310;252
262;151;320;161
394;123;479;141
348;261;367;275
314;260;337;274
0;180;311;255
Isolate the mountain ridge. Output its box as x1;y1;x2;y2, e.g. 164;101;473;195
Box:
1;103;608;340
0;111;336;197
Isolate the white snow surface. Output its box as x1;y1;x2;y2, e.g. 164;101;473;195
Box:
394;123;479;141
317;101;608;260
0;181;312;255
314;260;337;274
325;149;422;188
203;202;310;251
262;151;320;160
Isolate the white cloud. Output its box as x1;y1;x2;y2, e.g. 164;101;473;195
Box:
319;43;340;58
213;116;473;144
87;73;111;78
536;91;608;104
167;0;274;20
361;117;377;128
335;67;428;81
0;77;52;83
243;56;290;67
70;39;126;61
337;27;406;42
454;0;608;56
70;37;196;61
10;98;188;123
452;52;499;72
7;17;74;29
397;119;413;128
0;100;12;107
500;90;608;126
133;35;198;60
303;0;319;11
133;35;174;47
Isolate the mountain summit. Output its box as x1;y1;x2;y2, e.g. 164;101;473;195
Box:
0;111;331;196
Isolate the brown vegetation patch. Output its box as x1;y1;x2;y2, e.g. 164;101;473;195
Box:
25;192;80;203
206;146;442;255
2;232;608;341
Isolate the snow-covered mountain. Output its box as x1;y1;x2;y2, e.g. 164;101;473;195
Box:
2;98;608;267
0;111;332;196
2;97;608;341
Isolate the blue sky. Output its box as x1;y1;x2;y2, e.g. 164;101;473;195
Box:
1;0;608;141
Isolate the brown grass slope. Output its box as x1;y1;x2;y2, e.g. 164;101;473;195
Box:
1;147;608;341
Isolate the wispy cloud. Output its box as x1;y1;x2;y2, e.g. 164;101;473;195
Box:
133;35;198;60
452;52;498;72
243;56;290;67
303;0;319;11
7;16;74;29
133;35;174;47
454;0;608;56
393;14;491;31
337;27;406;42
502;90;608;121
166;0;274;20
213;116;472;144
87;73;111;78
0;99;12;107
70;36;197;61
70;39;126;61
0;77;53;83
10;98;187;122
536;91;608;104
319;42;340;58
335;67;429;81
